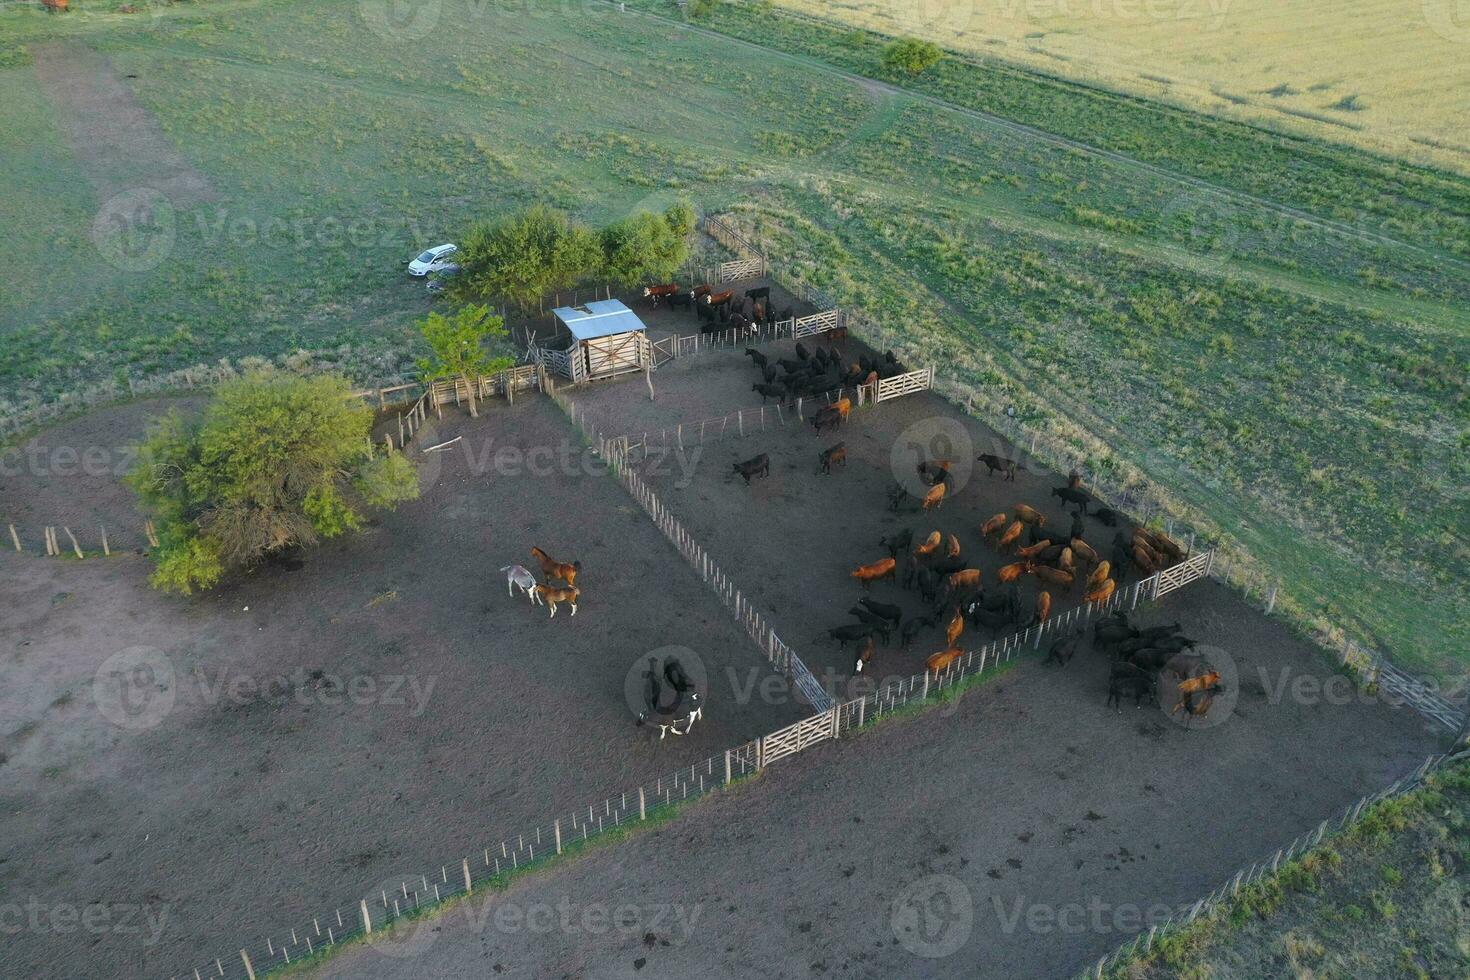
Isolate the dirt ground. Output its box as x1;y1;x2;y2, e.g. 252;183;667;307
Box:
312;589;1446;980
567;333;1129;695
0;395;805;980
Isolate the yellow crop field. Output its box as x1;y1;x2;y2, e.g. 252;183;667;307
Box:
773;0;1470;173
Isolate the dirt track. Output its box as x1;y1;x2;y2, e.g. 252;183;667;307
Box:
0;396;803;980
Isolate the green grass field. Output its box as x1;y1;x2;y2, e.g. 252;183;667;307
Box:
0;0;1465;682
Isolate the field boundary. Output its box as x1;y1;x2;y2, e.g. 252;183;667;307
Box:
1076;747;1470;980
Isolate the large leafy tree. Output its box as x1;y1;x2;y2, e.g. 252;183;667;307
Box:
452;205;601;310
128;371;419;594
415;304;513;418
600;204;696;287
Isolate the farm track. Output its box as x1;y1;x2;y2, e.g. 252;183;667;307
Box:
601;0;1470;271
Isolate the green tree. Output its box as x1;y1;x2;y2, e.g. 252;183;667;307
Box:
453;205;601;310
882;37;943;76
600;205;695;288
128;371;419;594
415;304;513;418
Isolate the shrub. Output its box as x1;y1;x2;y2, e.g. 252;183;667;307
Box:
882;38;943;76
600;204;695;287
453;205;601;310
129;371;419;594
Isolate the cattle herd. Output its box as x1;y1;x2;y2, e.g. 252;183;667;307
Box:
820;451;1220;720
643;282;793;336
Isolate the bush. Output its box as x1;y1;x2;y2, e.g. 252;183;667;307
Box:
600;204;695;287
129;371;419;594
453;205;601;310
882;37;943;76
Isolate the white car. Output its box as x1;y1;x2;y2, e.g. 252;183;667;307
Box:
408;243;458;277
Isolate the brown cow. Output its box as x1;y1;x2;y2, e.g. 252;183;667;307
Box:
1014;504;1046;527
691;284;712;300
1084;578;1116;605
1070;537;1099;566
851;557;897;589
946;608;964;647
1032;565;1074;589
980;513;1007;540
998;521;1024;551
704;289;734;306
926;646;964;673
1016;541;1050;560
818;442;846;474
997;561;1030;584
914;531;942;558
1086;561;1112;590
921;482;947;511
643;283;680;304
1033;590;1053;625
834;397;852;423
946;534;961;559
948;568;983;592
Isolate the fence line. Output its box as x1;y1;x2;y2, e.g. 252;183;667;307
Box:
177;533;1216;980
706;212;1467;735
1077;747;1469;980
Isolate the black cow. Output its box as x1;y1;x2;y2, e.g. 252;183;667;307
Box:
1052;486;1090;513
752;383;785;403
731;453;769;484
977;453;1018;481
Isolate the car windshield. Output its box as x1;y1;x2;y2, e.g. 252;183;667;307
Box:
415;250;437;263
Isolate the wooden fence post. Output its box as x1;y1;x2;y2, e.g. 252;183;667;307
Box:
1265;585;1278;615
462;858;472;894
240;950;256;980
638;787;646;820
554;819;562;855
360;900;372;934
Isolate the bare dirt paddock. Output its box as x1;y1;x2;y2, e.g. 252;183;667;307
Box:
0;396;804;979
313;593;1446;980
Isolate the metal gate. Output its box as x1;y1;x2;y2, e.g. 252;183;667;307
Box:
650;335;675;367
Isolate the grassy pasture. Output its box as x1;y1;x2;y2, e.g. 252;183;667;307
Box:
0;0;1465;681
771;0;1470;176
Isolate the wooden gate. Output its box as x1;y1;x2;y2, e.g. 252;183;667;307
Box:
760;712;835;766
792;309;840;338
584;331;648;380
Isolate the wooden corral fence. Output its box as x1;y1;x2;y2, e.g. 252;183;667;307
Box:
791;309;841;339
717;256;766;283
1077;748;1468;980
179;533;1222;980
867;366;934;404
609;385;870;460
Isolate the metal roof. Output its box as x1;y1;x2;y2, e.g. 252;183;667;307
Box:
552;299;647;341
